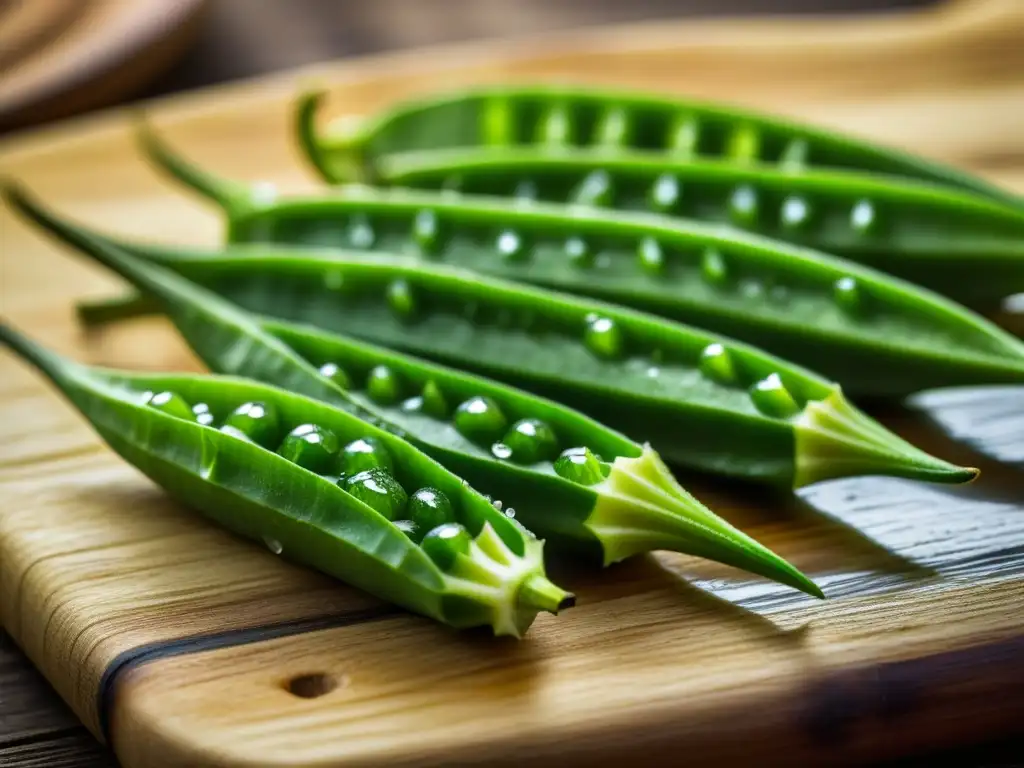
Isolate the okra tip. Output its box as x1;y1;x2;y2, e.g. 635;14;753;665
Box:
520;572;576;614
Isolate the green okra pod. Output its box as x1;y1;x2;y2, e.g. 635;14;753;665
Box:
295;85;1023;209
0;322;574;638
11;187;977;492
297;134;1024;314
5;183;825;597
116;123;1024;399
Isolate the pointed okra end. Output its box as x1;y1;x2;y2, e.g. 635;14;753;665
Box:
585;445;824;600
793;386;978;488
294;86;372;185
438;522;575;638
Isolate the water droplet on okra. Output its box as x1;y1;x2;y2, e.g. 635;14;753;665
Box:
637;237;664;274
514;180;538;202
420;522;471;570
649;173;680;212
420;380;449;419
573;170;612;206
491;442;513;460
343;468;407;520
595;107;630;146
780;138;809;169
749;373;801;418
340;436;394;476
539;104;571;145
667;114;699;154
454;396;508;444
729;185;759;227
144;391;196;421
367;365;402;405
349;214;375;249
497;230;526;261
404;488;455;542
277;423;340;473
413;209;440;253
262;536;284;555
851;199;876;233
318;362;351;390
553;447;605;486
222;401;279;447
502;418;559;463
699;343;738;385
701;247;729;285
780;196;810;230
833;276;862;314
386;278;416;321
192;402;215;426
584;314;623;359
565;236;591;267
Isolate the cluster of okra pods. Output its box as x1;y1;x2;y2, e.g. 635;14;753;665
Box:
4;82;1023;638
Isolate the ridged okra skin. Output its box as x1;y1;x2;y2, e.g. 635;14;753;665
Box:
0;323;574;637
296;85;1024;209
5;184;825;598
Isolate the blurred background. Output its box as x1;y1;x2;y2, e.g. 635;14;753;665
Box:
0;0;937;135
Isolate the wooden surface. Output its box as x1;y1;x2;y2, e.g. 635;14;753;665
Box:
0;0;209;131
2;0;1024;764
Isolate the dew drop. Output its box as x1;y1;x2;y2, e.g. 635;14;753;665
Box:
780;138;809;169
729;185;758;227
596;107;630;147
699;343;738;385
386;278;416;320
514;180;539;202
594;253;613;270
851;199;876;233
262;536;284;555
668;114;699;154
319;362;351;390
420;380;449;419
413;209;440;253
834;276;861;313
497;230;525;261
701;248;729;285
454;396;508;444
749;373;801;418
646;366;660;378
780;196;810;229
491;443;513;460
637;237;664;274
565;236;591;267
649;173;680;212
740;280;764;299
492;499;504;511
540;104;571;145
401;395;423;412
367;365;402;405
770;285;790;303
505;508;516;519
573;170;612;207
584;314;623;359
192;402;215;426
349;214;376;249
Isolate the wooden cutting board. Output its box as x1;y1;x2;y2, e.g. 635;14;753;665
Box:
2;0;1023;765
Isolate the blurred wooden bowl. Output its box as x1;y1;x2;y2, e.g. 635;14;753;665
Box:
0;0;209;132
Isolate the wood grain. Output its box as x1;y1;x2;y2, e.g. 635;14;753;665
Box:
1;0;1023;765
